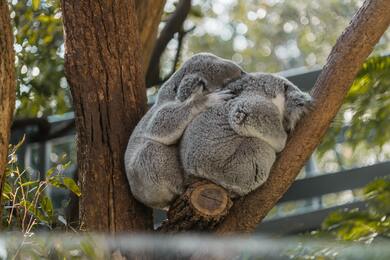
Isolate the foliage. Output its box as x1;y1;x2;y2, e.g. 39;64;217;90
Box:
12;0;390;118
319;179;390;243
162;1;390;171
317;55;390;159
184;0;390;73
1;138;80;233
10;0;71;117
287;179;390;259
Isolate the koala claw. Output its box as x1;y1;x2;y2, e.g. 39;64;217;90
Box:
206;90;235;108
192;84;205;97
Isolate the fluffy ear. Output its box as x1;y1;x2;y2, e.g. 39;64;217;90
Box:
175;74;207;102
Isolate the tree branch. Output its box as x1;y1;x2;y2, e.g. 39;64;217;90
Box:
216;0;390;233
135;0;167;72
160;26;196;84
146;0;192;87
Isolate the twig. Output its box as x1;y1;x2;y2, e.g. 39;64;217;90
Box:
160;26;196;84
146;0;192;87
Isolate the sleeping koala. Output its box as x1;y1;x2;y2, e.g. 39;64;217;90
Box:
179;73;312;197
124;53;244;209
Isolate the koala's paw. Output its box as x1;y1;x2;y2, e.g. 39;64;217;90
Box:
231;105;247;125
176;76;206;102
205;89;235;108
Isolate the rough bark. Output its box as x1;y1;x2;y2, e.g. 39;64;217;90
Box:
61;0;152;232
215;0;390;233
135;0;166;72
146;0;192;87
0;1;16;207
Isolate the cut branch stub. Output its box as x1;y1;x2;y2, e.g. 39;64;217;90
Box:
158;180;233;232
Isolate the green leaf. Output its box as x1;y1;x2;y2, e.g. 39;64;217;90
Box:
40;196;53;218
190;7;203;18
20;180;39;187
20;200;48;223
32;0;40;11
62;177;81;197
47;176;66;189
2;181;12;194
46;167;56;178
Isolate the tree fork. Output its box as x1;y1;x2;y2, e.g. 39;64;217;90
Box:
158;180;232;232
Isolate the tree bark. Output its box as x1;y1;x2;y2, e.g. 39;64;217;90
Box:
0;1;16;208
215;0;390;233
135;0;167;72
158;180;232;233
61;0;153;232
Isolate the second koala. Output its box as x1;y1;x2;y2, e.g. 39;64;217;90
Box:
180;73;312;197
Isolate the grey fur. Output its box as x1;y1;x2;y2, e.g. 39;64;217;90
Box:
179;72;312;197
124;53;244;209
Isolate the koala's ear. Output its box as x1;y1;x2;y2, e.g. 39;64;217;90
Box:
283;83;289;93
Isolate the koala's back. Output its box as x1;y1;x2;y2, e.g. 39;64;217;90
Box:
180;103;276;196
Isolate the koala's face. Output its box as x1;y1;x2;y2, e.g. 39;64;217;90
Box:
255;74;312;132
282;81;312;132
184;53;244;92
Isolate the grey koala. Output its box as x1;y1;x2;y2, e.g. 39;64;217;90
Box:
124;53;244;209
179;72;312;197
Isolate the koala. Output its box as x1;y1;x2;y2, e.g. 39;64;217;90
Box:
179;72;312;197
124;53;244;209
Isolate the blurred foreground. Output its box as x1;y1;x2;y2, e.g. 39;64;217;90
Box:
1;233;390;259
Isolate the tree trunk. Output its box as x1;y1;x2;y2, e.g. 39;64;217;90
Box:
135;0;167;72
216;0;390;233
0;1;16;208
61;0;153;232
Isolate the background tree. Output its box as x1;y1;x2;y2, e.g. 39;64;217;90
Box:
135;0;167;71
0;1;16;210
12;0;66;118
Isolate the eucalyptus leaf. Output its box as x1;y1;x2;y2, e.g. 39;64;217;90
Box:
32;0;41;11
62;177;81;197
